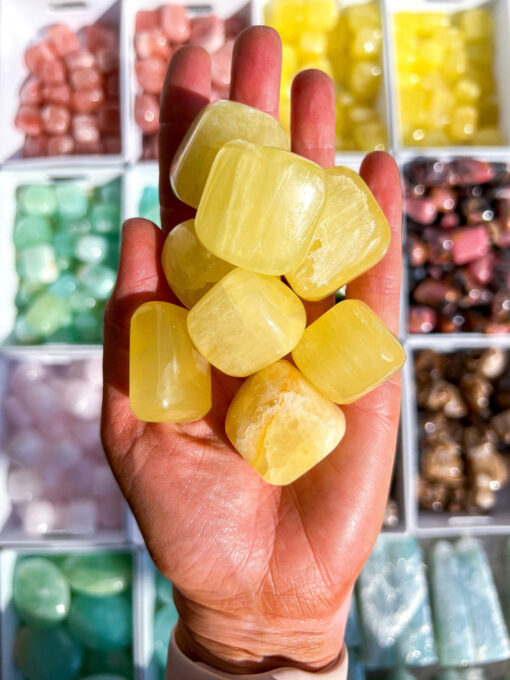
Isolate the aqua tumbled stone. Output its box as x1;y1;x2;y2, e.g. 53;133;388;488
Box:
17;244;58;284
49;273;79;298
69;594;132;650
75;234;109;264
20;185;57;216
62;553;131;597
98;180;121;203
90;203;120;234
154;603;179;668
14;215;52;249
13;558;70;628
73;311;103;342
155;571;174;605
56;183;89;219
14;626;84;680
25;294;72;337
82;649;133;679
78;264;116;300
53;232;77;258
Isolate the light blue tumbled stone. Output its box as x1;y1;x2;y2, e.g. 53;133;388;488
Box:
68;594;132;650
154;602;178;668
14;625;84;680
49;273;79;298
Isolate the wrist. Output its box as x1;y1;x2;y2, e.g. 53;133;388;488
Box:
173;590;349;674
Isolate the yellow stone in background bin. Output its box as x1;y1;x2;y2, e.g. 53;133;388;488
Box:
225;360;346;485
195;140;326;275
161;220;234;309
187;269;306;378
171;101;289;209
130;302;211;422
292;300;405;404
287;167;390;301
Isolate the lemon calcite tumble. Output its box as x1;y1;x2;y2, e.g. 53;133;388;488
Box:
293;300;406;404
287;166;391;301
195;140;326;275
187;268;306;377
161;219;234;309
171;101;289;209
225;360;346;485
130;302;211;422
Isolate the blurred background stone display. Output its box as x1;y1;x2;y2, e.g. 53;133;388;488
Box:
11;178;121;344
405;158;510;335
265;0;387;150
392;7;504;147
1;357;125;538
15;22;121;157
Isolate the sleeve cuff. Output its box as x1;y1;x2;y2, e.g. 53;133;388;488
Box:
165;630;348;680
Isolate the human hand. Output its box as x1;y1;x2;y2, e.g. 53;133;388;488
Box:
101;26;402;675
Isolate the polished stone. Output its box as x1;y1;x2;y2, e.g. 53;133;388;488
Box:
14;626;84;680
62;553;131;596
13;557;70;628
69;594;132;650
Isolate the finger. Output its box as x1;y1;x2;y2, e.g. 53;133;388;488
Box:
159;46;211;233
290;69;336;322
103;218;170;398
229;26;282;119
290;69;335;167
345;151;402;335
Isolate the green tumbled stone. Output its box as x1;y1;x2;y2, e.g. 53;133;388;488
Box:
56;183;89;219
15;281;44;310
75;235;109;264
82;649;133;679
25;294;72;338
70;287;97;312
62;553;131;597
54;232;77;258
73;311;103;342
98;180;121;203
69;594;132;650
155;571;174;606
13;558;70;628
49;273;79;298
90;203;120;235
57;217;92;236
17;244;58;284
14;215;53;249
14;316;40;343
20;185;57;216
14;626;83;680
154;603;178;668
78;264;116;300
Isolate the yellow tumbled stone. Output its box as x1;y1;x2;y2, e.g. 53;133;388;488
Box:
187;269;306;378
298;31;328;60
195;140;326;275
171;101;289;209
303;0;338;33
292;300;406;404
349;27;382;60
225;360;346;485
130;302;211;422
287;167;390;301
353;121;387;151
458;9;492;42
450;105;478;141
161;220;234;309
454;77;481;104
349;61;381;100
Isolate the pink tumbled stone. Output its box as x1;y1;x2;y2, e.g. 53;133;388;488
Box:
136;9;160;32
6;429;46;468
467;252;495;285
189;15;225;53
53;438;82;469
48;134;75;155
86;24;117;53
71;87;104;113
92;464;119;497
135;57;166;94
65;499;97;535
72;114;100;143
70;67;102;90
58;459;93;496
20;77;42;105
135;29;171;60
161;4;191;43
25;41;57;75
409;306;437;333
439;213;461;229
25;381;61;425
72;420;102;451
135;93;159;133
103;136;121;154
4;396;32;428
15;106;43;136
75;140;103;154
405;197;438;225
98;103;120;134
43;414;71;441
65;49;96;71
42;59;66;86
23;499;57;534
61;379;102;420
211;39;234;89
47;24;81;57
96;46;119;74
42;105;71;135
7;468;43;504
452;225;491;265
105;72;119;99
97;494;124;530
10;361;47;395
23;134;48;157
43;84;72;105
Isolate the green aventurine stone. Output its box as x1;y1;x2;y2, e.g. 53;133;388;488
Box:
17;244;58;284
49;273;79;298
73;312;102;342
75;234;109;264
56;183;89;219
15;281;44;310
82;649;133;679
90;203;120;234
25;294;72;337
98;180;121;203
154;603;178;668
13;558;70;628
69;594;132;650
62;553;131;597
57;217;92;236
14;626;84;680
54;232;77;258
78;264;116;300
70;287;97;312
14;316;40;343
20;185;57;216
13;215;52;249
155;571;174;605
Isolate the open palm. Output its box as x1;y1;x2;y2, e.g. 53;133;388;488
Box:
101;27;403;674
